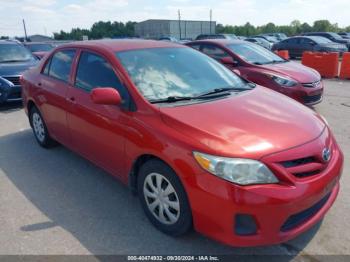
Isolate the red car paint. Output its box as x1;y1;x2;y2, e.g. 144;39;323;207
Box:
186;39;324;106
21;40;343;247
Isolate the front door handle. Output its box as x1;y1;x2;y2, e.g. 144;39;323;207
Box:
67;97;76;104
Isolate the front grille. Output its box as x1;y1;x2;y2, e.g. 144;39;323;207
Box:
279;155;327;179
293;170;321;178
8;91;21;99
302;80;321;88
303;94;322;104
281;193;331;232
281;157;315;168
2;76;21;86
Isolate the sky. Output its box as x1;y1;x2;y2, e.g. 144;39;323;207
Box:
0;0;349;37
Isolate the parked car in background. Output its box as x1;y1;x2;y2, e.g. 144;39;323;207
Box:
0;40;38;104
263;33;288;41
21;39;343;247
303;32;350;50
245;37;272;50
236;36;247;40
338;32;350;39
24;42;54;59
186;39;324;105
272;36;348;58
158;36;179;43
253;35;279;43
196;34;237;40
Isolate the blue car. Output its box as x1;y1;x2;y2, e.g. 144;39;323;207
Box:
0;40;38;104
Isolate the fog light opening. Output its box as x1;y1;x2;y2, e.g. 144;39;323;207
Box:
234;214;258;236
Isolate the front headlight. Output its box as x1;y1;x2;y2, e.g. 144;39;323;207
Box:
193;152;278;185
0;77;13;88
265;74;297;87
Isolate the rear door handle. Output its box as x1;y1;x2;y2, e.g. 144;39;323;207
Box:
37;82;42;86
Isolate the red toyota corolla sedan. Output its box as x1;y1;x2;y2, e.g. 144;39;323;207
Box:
186;39;324;106
21;40;343;247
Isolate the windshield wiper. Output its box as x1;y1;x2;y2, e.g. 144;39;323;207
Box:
149;85;254;104
149;96;194;104
271;59;288;63
195;86;253;97
0;59;28;63
253;60;287;65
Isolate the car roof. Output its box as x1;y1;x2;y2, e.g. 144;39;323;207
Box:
24;42;53;45
286;36;330;42
0;40;21;45
188;39;246;45
55;39;184;53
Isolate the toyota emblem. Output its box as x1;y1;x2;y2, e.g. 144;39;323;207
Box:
322;148;331;162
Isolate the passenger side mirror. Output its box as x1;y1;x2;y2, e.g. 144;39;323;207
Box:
220;56;238;66
91;87;122;105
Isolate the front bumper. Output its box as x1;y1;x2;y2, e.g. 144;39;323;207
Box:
278;80;324;106
0;85;22;103
186;129;343;247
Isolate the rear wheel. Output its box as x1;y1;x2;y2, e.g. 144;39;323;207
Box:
137;159;192;236
29;106;56;148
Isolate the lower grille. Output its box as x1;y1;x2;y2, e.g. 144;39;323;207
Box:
2;76;21;86
8;91;21;99
281;193;331;232
303;94;322;104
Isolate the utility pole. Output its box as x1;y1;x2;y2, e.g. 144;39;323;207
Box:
178;9;182;40
209;9;212;34
22;19;28;42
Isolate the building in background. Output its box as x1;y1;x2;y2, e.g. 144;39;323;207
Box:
135;19;216;40
28;34;54;42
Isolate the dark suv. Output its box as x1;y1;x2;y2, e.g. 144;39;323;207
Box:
303;32;350;50
0;40;38;104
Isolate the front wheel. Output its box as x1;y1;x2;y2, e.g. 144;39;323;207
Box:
29;106;56;148
137;159;192;236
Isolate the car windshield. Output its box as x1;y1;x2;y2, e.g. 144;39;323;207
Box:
116;47;248;101
27;43;53;52
256;38;270;45
0;43;34;62
311;36;333;44
225;34;238;39
328;32;343;40
264;36;278;42
227;43;285;64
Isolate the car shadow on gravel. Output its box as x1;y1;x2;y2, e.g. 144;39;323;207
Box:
0;129;321;258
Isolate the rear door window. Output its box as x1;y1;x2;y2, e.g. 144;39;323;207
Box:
48;50;76;82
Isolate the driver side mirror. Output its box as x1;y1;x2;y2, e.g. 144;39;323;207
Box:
220;56;238;66
91;87;122;105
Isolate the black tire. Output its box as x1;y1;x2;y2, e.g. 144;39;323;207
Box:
137;159;192;236
29;106;57;148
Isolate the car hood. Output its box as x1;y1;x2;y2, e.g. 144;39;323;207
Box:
259;61;320;83
160;86;325;159
336;39;350;44
0;60;38;76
